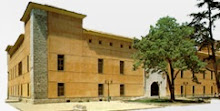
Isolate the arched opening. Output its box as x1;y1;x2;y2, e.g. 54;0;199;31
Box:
151;82;159;96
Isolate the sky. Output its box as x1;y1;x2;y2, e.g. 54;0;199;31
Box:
0;0;220;110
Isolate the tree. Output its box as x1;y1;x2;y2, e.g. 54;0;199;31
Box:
133;16;206;101
189;0;220;98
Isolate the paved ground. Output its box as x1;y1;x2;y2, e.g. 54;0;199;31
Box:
132;99;220;111
7;99;220;111
9;101;158;111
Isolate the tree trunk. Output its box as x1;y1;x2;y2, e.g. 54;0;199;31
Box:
169;63;175;101
208;2;220;98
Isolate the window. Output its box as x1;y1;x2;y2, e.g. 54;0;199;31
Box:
58;83;64;96
99;40;102;45
120;84;125;96
181;86;183;97
57;55;64;71
129;45;132;49
98;84;104;96
89;39;92;43
181;70;184;78
203;72;205;79
120;61;124;74
21;84;23;96
192;86;195;96
211;71;213;80
27;56;29;72
98;59;103;74
203;86;205;95
109;42;113;46
211;86;213;95
18;62;22;76
120;44;123;48
18;85;19;96
27;83;29;96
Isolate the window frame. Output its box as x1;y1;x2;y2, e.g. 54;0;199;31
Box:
98;59;103;74
18;61;22;76
57;55;64;71
98;84;104;96
58;83;65;97
120;84;125;96
120;61;124;74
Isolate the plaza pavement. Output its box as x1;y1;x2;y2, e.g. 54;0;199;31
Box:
133;99;220;111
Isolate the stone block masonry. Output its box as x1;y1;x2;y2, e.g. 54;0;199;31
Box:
30;9;48;101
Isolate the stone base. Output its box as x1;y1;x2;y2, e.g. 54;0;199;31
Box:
8;96;137;104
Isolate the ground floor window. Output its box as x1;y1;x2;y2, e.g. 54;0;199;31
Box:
98;84;104;96
58;83;64;96
181;86;183;97
27;83;29;96
120;84;125;96
192;86;195;96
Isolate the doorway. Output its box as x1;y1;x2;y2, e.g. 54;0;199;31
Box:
151;82;159;96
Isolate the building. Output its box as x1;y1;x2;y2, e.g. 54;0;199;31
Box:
5;2;143;103
5;2;219;104
145;46;220;98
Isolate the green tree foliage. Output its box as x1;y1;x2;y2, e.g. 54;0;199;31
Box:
189;0;220;98
133;16;206;101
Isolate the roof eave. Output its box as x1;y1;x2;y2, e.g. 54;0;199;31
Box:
20;2;87;22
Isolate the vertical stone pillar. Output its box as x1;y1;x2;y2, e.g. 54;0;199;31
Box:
30;9;48;101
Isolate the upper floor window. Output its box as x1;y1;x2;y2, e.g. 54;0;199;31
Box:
120;61;124;74
129;45;132;49
120;44;123;48
98;59;103;74
109;42;113;46
99;40;102;45
203;72;205;79
18;62;22;76
27;55;29;72
57;55;64;71
211;71;213;80
181;70;184;78
89;39;92;43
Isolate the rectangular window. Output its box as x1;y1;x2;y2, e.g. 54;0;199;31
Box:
99;40;102;45
120;44;123;48
18;62;22;76
27;56;29;72
109;42;113;46
21;84;23;97
192;86;195;96
98;84;104;96
181;70;184;78
27;83;29;97
98;59;103;74
120;61;124;74
58;83;65;96
18;85;19;96
203;86;205;95
203;73;205;79
211;86;213;95
57;55;64;71
89;39;92;43
181;86;183;97
120;84;125;96
211;71;213;80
